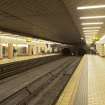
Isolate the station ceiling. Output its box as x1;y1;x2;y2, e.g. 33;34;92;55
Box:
63;0;105;44
0;0;104;45
0;0;81;45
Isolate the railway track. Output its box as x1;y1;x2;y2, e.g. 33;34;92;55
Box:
0;55;63;80
0;56;81;105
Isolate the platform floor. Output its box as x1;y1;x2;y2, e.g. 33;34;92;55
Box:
56;55;105;105
88;55;105;105
0;53;59;64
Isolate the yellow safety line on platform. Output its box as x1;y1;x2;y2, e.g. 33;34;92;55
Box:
55;55;86;105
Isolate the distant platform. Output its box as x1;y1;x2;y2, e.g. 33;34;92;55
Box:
0;53;59;65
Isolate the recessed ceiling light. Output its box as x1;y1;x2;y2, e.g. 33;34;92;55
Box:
82;27;101;29
83;32;98;34
83;30;99;32
81;22;104;25
83;30;98;32
84;33;97;35
85;35;92;37
80;16;105;19
77;5;105;10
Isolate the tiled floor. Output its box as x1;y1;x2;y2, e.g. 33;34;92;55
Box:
88;55;105;105
0;53;58;64
56;55;105;105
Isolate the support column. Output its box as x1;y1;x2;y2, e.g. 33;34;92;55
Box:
0;44;3;59
28;45;33;56
38;44;41;54
8;43;13;59
33;45;36;55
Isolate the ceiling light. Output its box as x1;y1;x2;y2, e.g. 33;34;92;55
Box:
2;44;8;47
83;32;97;34
83;29;99;31
100;35;105;41
84;33;97;35
77;5;105;10
83;30;99;33
84;34;96;36
84;31;97;33
80;37;84;40
82;27;101;29
17;44;28;47
81;22;104;25
85;35;92;38
80;16;105;19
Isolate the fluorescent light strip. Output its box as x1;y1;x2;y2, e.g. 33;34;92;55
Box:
82;27;101;29
85;35;93;37
83;29;99;31
80;16;105;19
83;31;98;32
84;33;97;35
83;30;99;32
100;35;105;41
83;32;99;34
83;32;98;34
77;5;105;10
81;22;104;25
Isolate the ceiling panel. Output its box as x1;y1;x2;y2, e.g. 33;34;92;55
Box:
0;0;81;44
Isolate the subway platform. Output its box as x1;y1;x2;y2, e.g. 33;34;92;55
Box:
0;54;105;105
56;55;105;105
0;53;59;64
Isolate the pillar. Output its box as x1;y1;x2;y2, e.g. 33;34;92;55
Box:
8;43;13;59
0;44;3;59
38;44;41;54
28;45;33;56
33;45;36;55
